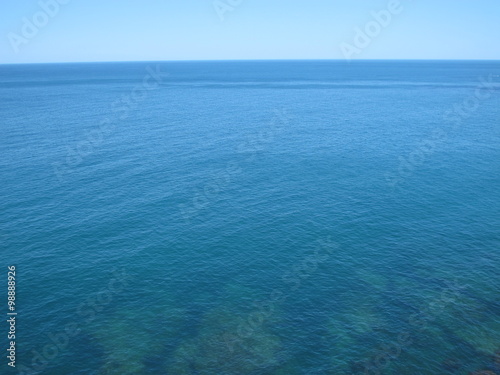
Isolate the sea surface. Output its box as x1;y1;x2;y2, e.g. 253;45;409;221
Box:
1;60;499;375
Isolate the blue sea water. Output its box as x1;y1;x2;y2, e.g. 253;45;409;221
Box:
0;60;499;375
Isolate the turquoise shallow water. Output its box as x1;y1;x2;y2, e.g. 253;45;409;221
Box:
1;61;499;374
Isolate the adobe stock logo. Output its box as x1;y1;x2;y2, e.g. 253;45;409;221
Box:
7;0;71;54
339;0;406;60
213;0;243;22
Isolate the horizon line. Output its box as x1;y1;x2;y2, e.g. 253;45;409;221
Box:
1;58;500;66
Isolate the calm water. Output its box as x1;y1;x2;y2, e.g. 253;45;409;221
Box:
1;61;499;375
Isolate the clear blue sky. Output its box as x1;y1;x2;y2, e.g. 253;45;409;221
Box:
1;0;499;63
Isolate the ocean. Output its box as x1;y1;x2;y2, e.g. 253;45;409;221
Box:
1;60;499;374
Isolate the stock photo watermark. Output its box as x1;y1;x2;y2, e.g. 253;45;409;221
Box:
213;0;244;22
385;74;498;190
339;0;406;60
220;237;338;369
6;266;17;369
7;0;71;54
52;65;166;182
179;108;293;222
354;279;468;375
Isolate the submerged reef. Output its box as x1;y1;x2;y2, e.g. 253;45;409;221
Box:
166;284;284;374
90;300;186;375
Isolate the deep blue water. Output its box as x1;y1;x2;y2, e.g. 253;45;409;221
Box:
1;61;499;375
